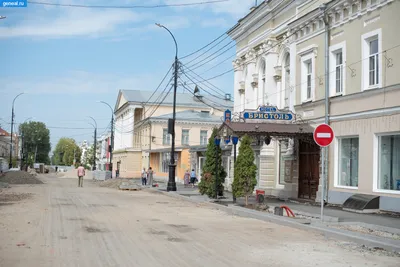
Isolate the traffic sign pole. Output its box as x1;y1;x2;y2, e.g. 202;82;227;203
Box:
313;123;335;222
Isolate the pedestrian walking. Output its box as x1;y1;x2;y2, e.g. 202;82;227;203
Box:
77;164;85;188
183;170;190;188
141;168;147;186
147;167;154;187
190;169;196;188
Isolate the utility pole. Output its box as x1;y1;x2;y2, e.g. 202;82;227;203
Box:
320;3;330;221
88;116;97;171
9;93;24;169
99;101;114;178
156;23;178;192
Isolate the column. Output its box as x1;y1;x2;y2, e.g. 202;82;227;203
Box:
263;42;278;106
245;49;257;110
233;59;243;113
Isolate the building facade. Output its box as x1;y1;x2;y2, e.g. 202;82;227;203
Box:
227;0;400;212
113;89;232;178
96;133;111;171
133;110;230;182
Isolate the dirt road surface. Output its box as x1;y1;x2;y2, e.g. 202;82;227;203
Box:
0;175;398;267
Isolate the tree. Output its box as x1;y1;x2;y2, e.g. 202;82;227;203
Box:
53;138;81;166
19;121;51;165
198;128;226;198
232;135;257;206
84;144;98;169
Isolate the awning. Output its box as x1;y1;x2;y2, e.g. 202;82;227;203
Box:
218;122;314;138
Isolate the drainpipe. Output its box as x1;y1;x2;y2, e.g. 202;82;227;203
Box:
320;3;330;220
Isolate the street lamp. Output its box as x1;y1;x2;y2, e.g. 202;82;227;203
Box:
88;116;97;171
97;101;114;177
232;135;239;203
214;135;221;199
9;93;24;169
156;22;179;192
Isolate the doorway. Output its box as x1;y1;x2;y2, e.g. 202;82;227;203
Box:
298;140;320;200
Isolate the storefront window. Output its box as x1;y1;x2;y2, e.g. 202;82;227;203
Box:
378;134;400;191
338;137;359;187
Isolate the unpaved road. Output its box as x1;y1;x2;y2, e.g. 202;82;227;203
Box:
0;175;399;267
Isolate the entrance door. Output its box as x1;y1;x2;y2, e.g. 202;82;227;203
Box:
298;141;320;200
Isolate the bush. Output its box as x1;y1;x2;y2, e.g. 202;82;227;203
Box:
198;128;226;198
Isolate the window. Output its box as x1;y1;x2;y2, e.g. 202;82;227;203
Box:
300;51;315;102
369;39;379;86
329;42;346;96
362;29;381;90
337;137;359;187
377;134;400;191
200;130;208;145
283;54;290;109
181;129;189;145
162;128;170;145
335;52;343;93
306;61;312;99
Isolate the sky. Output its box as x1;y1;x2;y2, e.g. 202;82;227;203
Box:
0;0;255;152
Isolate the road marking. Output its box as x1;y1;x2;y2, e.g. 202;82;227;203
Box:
316;133;331;138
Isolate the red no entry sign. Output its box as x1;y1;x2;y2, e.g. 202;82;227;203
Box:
314;124;334;147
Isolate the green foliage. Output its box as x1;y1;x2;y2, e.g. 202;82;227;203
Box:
53;138;81;166
19;121;51;164
198;128;226;198
232;135;257;205
11;157;18;168
84;144;98;166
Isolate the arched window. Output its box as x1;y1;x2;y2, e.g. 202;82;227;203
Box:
258;58;266;106
282;53;291;109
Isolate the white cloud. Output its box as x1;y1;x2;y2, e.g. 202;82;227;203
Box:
0;70;163;95
164;0;255;18
0;8;147;38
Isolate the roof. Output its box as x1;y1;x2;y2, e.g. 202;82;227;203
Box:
0;128;10;137
119;90;233;110
150;110;223;123
220;122;314;137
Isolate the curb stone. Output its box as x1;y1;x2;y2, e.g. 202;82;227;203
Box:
146;187;400;253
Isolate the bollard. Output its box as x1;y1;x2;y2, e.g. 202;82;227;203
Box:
274;206;283;216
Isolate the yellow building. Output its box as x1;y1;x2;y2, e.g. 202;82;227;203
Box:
112;89;232;179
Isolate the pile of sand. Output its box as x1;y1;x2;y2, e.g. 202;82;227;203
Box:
0;171;43;184
98;178;135;189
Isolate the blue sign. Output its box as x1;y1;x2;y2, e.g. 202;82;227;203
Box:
1;0;27;7
243;105;294;121
224;109;231;123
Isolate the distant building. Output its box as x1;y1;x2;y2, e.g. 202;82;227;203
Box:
79;140;90;165
113;89;233;178
96;133;111;171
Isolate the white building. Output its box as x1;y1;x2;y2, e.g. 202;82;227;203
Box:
224;0;400;213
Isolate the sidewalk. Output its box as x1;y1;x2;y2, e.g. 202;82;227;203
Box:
153;179;400;230
148;180;400;253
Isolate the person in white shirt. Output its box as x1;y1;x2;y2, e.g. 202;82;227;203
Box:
141;168;147;186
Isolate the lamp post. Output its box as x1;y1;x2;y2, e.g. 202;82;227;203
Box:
98;101;114;178
214;135;221;199
156;22;179;192
9;93;24;169
88;116;97;171
232;135;239;203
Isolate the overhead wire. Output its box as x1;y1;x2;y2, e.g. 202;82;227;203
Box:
28;0;230;9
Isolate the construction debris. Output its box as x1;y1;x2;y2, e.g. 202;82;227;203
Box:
0;171;43;184
119;181;141;191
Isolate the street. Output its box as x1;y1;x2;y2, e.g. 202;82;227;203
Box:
0;175;399;267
